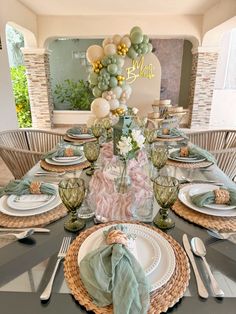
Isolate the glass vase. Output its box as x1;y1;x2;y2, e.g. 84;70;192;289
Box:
113;115;133;155
114;158;131;194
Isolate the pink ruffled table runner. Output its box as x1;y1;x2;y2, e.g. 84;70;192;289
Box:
88;143;153;221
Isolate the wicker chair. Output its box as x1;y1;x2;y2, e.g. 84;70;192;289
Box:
0;129;64;179
187;130;229;150
211;147;236;181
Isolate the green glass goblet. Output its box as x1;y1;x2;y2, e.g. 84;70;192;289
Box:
91;124;104;144
151;144;168;178
102;118;112;142
59;178;86;232
153;176;179;230
144;128;157;157
84;142;100;176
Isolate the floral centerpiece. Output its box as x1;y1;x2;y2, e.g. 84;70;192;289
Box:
116;128;145;193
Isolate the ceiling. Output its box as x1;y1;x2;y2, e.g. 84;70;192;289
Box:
19;0;219;16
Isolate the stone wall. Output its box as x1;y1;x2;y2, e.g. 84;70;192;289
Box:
188;51;218;128
22;49;53;129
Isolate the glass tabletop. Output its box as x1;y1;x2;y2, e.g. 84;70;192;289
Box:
0;163;236;313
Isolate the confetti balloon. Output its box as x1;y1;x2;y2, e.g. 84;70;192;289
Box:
86;45;104;63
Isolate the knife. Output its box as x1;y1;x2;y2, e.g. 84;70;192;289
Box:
0;228;50;233
182;234;209;299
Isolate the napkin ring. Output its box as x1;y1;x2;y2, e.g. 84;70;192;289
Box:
64;148;74;157
106;230;128;246
214;189;230;204
29;181;42;194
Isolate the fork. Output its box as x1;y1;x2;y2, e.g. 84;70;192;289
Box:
40;237;71;301
180;176;224;186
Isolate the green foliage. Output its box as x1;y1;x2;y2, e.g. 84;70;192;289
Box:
10;66;32;128
54;79;94;110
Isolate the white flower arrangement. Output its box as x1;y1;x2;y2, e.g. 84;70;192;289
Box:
117;129;145;159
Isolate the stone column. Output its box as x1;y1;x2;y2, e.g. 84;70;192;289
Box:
22;48;53;129
188;47;219;129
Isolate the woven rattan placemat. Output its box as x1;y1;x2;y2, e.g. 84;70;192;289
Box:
64;135;97;144
40;160;90;173
0;204;67;228
172;200;236;232
64;221;190;314
167;159;212;169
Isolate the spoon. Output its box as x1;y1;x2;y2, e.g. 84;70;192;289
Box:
191;237;224;297
0;229;34;240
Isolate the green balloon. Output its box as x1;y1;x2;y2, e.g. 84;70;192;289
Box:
107;63;118;75
142;44;148;54
127;47;138;59
147;42;153;53
116;67;122;75
100;68;108;76
109;76;118;88
92;86;102;97
130;26;142;35
88;72;98;85
130;31;143;44
143;34;149;43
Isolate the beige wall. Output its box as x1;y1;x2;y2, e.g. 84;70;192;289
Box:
38;15;202;48
0;0;37;131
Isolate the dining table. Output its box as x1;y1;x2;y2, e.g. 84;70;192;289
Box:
0;155;236;314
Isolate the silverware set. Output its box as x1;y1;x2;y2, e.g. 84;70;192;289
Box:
183;234;224;298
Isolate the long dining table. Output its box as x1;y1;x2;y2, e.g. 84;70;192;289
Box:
0;160;236;314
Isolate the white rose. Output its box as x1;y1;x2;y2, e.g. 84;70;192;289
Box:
132;107;139;115
117;136;132;156
131;129;145;149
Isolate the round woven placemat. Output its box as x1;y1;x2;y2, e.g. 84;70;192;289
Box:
172;200;236;232
64;135;97;144
40;160;90;173
0;204;67;228
154;136;184;143
64;221;190;314
167;159;212;169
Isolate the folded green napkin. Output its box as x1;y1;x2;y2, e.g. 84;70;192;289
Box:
67;127;92;135
188;144;216;163
80;225;150;314
191;188;236;207
0;179;56;198
42;147;83;160
170;128;189;139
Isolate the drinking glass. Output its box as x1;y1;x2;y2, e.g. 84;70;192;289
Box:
91;124;104;144
102;118;112;142
84;142;100;175
59;178;86;232
144;128;156;157
153;176;179;229
151;143;168;178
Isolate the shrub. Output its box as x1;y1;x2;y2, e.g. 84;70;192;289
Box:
54;79;94;110
10;65;32;127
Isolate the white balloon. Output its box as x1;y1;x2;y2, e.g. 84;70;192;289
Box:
86;45;104;63
91;98;110;118
104;43;117;56
122;84;132;98
86;115;97;127
112;86;123;99
116;56;125;68
109;99;120;110
113;34;122;45
119;104;128;111
102;37;113;48
121;36;131;48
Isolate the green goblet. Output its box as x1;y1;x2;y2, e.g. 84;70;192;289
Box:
91;124;104;144
144;128;156;157
59;178;86;232
151;143;168;178
153;176;179;229
102;118;112;142
84;142;100;175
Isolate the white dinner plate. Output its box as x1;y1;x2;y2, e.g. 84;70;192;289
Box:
156;132;181;139
0;185;61;217
179;184;236;217
52;156;83;163
169;150;206;163
78;224;175;292
45;156;86;166
7;194;56;210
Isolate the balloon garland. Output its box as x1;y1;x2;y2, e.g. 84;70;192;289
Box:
86;26;152;120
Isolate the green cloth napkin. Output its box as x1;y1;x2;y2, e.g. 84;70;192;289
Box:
67;127;92;135
0;179;56;198
170;128;189;139
191;188;236;207
80;225;150;314
42;147;83;160
188;144;216;163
